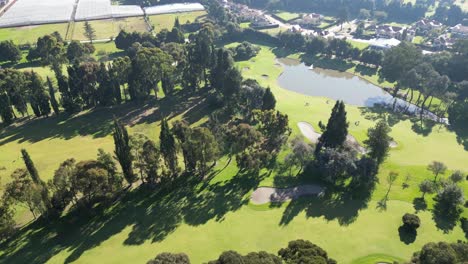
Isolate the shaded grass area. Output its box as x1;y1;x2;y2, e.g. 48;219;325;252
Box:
148;11;207;33
0;42;466;264
351;253;404;264
0;23;69;44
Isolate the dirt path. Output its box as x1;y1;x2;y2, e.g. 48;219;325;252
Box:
251;185;324;205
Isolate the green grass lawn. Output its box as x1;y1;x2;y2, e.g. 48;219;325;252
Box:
0;23;69;44
273;11;301;21
412;36;424;44
148;11;207;33
72;17;149;41
347;40;370;50
0;43;466;264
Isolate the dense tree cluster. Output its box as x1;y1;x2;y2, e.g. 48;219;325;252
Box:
147;239;335;264
409;241;468;264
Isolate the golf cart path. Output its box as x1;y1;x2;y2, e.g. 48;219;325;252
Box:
251;185;324;204
297;122;397;151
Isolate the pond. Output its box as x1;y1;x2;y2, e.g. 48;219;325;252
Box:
276;58;446;123
277;58;395;107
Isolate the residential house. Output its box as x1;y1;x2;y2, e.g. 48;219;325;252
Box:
451;24;468;39
414;19;443;32
376;25;414;41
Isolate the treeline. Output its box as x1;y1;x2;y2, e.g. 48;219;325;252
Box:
234;0;437;23
146;239;468;264
147;240;336;264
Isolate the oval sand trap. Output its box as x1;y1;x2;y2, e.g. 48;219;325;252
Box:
251;185;324;205
297;122;321;143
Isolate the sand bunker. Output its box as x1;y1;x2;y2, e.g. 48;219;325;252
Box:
389;140;398;148
251;185;324;204
346;134;367;154
297;122;321;143
261;74;269;79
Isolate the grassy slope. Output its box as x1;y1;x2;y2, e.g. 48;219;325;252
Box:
72;17;149;41
0;44;466;264
0;23;69;44
148;11;206;33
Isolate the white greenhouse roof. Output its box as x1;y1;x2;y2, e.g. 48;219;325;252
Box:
111;5;144;18
144;3;205;16
0;0;75;27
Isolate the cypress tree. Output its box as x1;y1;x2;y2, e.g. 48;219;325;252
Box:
262;87;276;110
28;72;51;117
0;92;14;124
160;118;178;173
318;100;348;150
21;149;41;184
113;119;136;185
21;149;51;211
47;77;60;115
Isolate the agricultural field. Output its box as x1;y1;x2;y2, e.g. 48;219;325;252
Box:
0;23;69;44
148;10;207;32
0;42;466;264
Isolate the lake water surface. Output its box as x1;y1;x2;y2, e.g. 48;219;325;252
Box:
277;58;394;107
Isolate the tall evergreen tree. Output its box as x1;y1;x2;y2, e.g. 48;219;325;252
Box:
262;88;276;110
27;72;51;117
0;92;14;124
21;149;40;184
21;149;50;210
364;120;391;164
317;100;348;150
96;63;114;106
160;118;178;173
83;21;96;43
47;77;60;115
113;119;136;185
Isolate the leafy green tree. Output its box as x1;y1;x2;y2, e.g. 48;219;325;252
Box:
449;170;464;183
96;62;115;106
278;239;336;264
160;118;178;174
183;127;219;175
147;252;190;264
409;241;468;264
262;88;276;110
402;213;421;231
317;100;348;151
97;149;122;192
253;110;291;152
72;160;112;204
286;137;314;175
48;158;76;212
433;183;465;223
380;42;422;83
419;179;435;199
83;21;96;43
113;119;136;185
46;77;60;115
67;41;94;62
427;161;447;183
0;202;15;242
3;169;46;219
0;40;21;63
316;147;357;184
141;140;161;184
0;69;28;117
364;120;391;164
27;71;51;117
35;34;67;66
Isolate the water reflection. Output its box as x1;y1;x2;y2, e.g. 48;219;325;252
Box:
276;58;446;123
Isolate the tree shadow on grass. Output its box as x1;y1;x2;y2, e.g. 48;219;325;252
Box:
0;90;209;147
413;197;427;212
0;169;264;263
398;226;417;244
